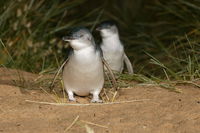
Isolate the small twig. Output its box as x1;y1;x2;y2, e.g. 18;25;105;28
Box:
120;87;134;90
103;88;110;101
111;91;118;102
105;70;113;88
40;87;57;102
102;58;118;91
25;99;150;106
85;125;94;133
174;81;200;88
0;39;14;63
65;115;79;132
50;59;68;92
81;120;108;129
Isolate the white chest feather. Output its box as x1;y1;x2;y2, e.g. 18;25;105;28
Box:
62;46;104;96
101;35;124;72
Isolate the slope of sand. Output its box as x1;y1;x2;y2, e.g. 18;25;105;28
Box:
0;68;200;133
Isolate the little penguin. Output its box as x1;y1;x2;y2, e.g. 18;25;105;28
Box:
62;27;104;103
96;21;133;74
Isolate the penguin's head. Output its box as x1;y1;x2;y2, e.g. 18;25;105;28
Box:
63;27;94;50
96;21;118;38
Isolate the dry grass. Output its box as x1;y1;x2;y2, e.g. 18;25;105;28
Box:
65;115;80;132
25;99;150;106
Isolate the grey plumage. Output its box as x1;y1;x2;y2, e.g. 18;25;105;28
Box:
62;27;104;103
96;21;133;74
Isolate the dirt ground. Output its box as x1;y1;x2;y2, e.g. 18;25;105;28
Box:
0;68;200;133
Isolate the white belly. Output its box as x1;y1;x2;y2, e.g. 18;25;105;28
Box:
103;50;124;72
101;44;124;73
62;49;104;96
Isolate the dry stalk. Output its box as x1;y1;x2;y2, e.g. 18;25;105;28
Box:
65;115;79;132
50;59;68;92
25;99;150;106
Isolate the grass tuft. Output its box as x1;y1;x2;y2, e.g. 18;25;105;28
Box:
0;0;199;91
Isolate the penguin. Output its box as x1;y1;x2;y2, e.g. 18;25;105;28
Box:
62;27;104;103
96;21;133;74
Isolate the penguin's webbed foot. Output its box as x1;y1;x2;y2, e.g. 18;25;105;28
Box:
68;97;76;102
67;90;76;102
91;98;103;103
91;91;102;103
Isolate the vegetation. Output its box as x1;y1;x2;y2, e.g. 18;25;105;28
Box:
0;0;199;83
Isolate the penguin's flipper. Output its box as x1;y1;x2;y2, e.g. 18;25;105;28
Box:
124;53;133;74
50;58;69;92
102;57;118;91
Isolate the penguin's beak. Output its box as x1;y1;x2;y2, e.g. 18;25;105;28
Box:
62;36;76;42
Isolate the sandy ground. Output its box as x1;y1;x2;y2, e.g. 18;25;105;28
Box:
0;68;200;133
